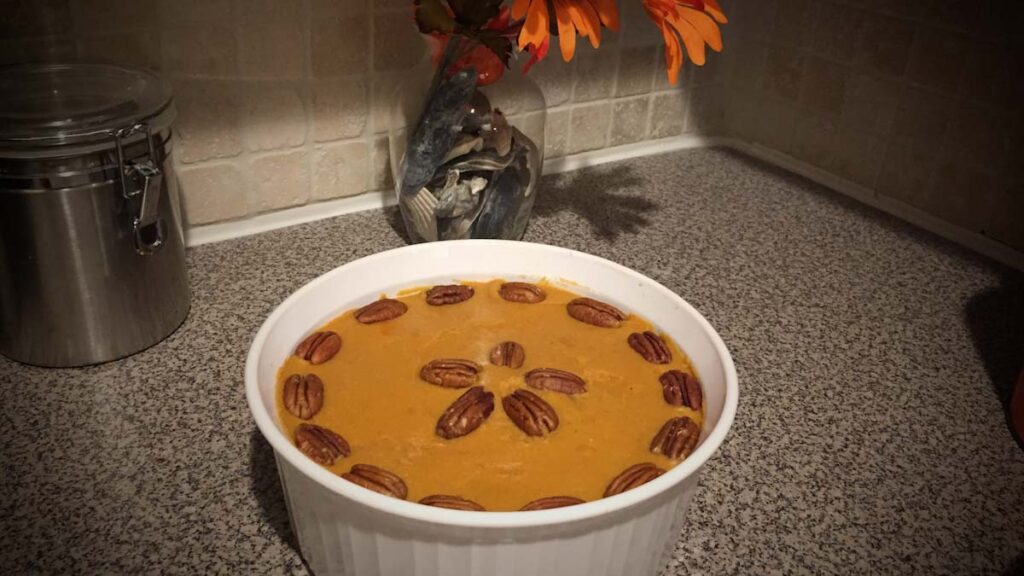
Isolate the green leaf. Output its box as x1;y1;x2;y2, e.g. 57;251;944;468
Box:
448;0;503;29
414;0;456;34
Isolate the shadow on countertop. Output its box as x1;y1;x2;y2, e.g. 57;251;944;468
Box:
249;428;303;559
383;164;653;242
965;275;1024;449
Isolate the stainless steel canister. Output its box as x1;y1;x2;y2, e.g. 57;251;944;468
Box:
0;63;189;367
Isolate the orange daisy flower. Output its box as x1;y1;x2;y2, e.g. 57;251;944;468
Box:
512;0;620;62
643;0;727;85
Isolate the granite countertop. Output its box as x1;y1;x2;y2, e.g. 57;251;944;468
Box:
2;148;1022;575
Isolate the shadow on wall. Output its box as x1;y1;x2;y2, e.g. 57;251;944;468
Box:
964;274;1024;447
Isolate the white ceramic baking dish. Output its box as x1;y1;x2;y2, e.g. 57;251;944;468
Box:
246;240;738;576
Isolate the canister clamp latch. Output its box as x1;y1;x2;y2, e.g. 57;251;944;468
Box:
113;123;165;255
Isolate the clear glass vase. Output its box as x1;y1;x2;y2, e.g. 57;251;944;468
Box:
388;51;545;243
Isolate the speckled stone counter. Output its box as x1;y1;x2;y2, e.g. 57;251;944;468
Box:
2;148;1023;575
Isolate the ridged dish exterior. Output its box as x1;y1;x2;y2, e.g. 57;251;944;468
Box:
277;454;700;576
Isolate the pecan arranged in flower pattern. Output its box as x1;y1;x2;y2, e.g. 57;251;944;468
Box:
659;370;703;410
524;368;587;395
489;341;525;369
566;297;627;328
341;464;408;499
603;463;666;497
498;282;546;303
502;389;559;437
419;494;486;511
519;496;585;511
282;373;324;420
294;331;342;364
436;386;495;439
420;359;482;388
426;284;475;306
627;331;672;364
294;423;350;466
355;298;408;324
650;416;700;460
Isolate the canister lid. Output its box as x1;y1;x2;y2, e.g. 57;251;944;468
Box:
0;63;173;150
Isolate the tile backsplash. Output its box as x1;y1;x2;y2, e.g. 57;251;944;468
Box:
0;0;726;226
3;0;1021;253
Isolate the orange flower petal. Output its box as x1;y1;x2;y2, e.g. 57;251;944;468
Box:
679;6;722;52
658;22;683;85
511;0;531;20
518;0;550;50
552;0;578;62
664;10;705;65
702;0;728;24
592;0;620;31
567;0;602;48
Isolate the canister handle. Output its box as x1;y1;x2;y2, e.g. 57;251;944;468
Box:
113;123;165;255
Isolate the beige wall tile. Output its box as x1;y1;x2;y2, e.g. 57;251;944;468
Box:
811;2;865;64
71;0;156;32
890;86;953;146
312;77;369;142
840;73;901;136
760;44;804;102
77;31;161;70
1;0;73;39
921;161;997;232
729;38;767;92
905;27;970;93
610;97;650;146
831;128;886;189
250;149;311;212
738;0;777;43
313;141;369;200
173;79;243;163
238;0;305;79
529;57;574;107
373;11;425;72
482;75;545;116
876;142;937;208
986;187;1024;248
944;103;1016;176
791;113;841;171
774;0;816;49
158;0;231;27
311;0;368;78
616;46;656;97
686;86;727;135
177;162;248;225
161;25;237;76
799;57;850;116
573;50;616;103
568;102;611;154
241;82;307;152
372;136;394;192
649;90;687;139
750;99;799;155
856;14;916;78
619;0;661;47
960;42;1017;111
545;108;570;159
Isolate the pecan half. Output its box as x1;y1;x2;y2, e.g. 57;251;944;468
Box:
355;298;408;324
603;463;666;497
498;282;546;303
659;370;703;410
650;416;701;460
426;284;475;306
294;423;350;466
489;341;525;369
294;331;342;364
502;389;559;437
341;464;408;499
419;494;486;511
436;386;495;439
627;331;672;364
282;374;324;420
524;368;587;395
566;297;627;328
420;359;481;388
519;496;585;511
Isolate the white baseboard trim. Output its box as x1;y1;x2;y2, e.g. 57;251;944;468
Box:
184;135;723;248
184;133;1024;272
723;139;1024;271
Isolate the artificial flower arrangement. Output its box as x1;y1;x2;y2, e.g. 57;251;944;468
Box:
414;0;728;86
